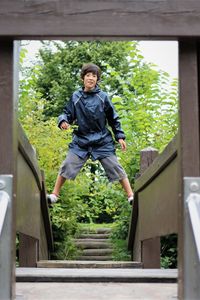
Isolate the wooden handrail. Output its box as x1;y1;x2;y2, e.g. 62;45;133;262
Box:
128;135;178;261
17;122;53;266
18;122;42;191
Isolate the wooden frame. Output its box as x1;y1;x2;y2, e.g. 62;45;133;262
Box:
0;1;199;299
0;1;200;39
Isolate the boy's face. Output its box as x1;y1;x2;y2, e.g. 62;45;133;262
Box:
83;72;98;91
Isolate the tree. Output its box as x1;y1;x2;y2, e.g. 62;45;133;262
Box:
35;41;138;117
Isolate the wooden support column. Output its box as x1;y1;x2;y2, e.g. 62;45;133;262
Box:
178;40;200;299
142;237;161;269
19;233;38;267
140;148;160;268
0;41;19;299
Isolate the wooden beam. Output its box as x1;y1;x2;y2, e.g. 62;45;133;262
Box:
0;40;19;300
178;40;200;300
1;1;200;39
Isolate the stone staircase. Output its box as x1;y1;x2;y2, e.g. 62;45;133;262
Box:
75;227;113;261
36;224;142;269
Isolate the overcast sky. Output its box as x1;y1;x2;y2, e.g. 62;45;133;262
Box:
139;41;178;78
25;40;178;79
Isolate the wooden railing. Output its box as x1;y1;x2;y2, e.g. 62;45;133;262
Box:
16;123;53;267
128;136;178;268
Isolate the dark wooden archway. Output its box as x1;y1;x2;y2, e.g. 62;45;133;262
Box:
1;1;200;299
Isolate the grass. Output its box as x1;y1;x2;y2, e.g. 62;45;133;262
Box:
77;222;115;234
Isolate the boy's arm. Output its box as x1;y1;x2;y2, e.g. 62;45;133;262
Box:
104;95;126;141
58;97;75;128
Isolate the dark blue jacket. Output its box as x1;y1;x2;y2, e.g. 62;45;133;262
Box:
58;86;125;160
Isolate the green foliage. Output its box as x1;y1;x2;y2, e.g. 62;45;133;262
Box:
111;239;131;261
18;40;178;260
35;41;137;117
161;234;178;268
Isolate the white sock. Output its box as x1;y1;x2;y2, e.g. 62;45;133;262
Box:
48;193;58;203
128;195;134;203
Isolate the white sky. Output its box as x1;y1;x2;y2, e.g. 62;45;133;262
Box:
138;41;178;78
24;40;178;79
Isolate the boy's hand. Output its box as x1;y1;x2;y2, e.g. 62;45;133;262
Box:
60;121;70;130
118;139;127;151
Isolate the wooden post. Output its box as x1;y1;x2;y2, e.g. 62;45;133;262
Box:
140;147;159;175
0;41;19;299
139;148;160;268
18;233;38;267
142;237;161;268
133;147;159;267
178;40;200;299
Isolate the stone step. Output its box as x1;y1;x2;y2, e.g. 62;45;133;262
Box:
74;240;112;249
37;260;142;269
16;267;178;283
16;282;178;300
75;238;109;243
76;256;113;261
79;227;112;234
81;249;113;256
78;234;110;239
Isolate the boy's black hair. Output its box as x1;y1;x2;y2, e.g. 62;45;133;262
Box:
81;63;101;81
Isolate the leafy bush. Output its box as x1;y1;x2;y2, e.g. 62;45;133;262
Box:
161;234;177;268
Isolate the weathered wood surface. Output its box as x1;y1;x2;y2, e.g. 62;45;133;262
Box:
18;233;38;267
0;40;17;300
139;157;178;240
17;123;53;264
178;40;200;299
134;136;177;193
128;136;178;258
17;150;41;239
1;1;200;38
142;238;160;269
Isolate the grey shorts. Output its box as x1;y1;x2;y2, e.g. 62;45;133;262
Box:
59;152;127;182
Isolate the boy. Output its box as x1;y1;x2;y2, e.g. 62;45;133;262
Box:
48;63;134;205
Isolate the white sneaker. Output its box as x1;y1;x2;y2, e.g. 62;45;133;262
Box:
128;195;134;205
47;193;58;204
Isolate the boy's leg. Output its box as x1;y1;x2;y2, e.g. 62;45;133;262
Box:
99;155;134;203
52;175;66;196
48;152;88;203
119;177;133;198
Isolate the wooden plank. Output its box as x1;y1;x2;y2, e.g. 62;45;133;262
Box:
128;147;158;257
178;40;200;299
139;157;178;241
0;1;200;38
16;152;40;239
